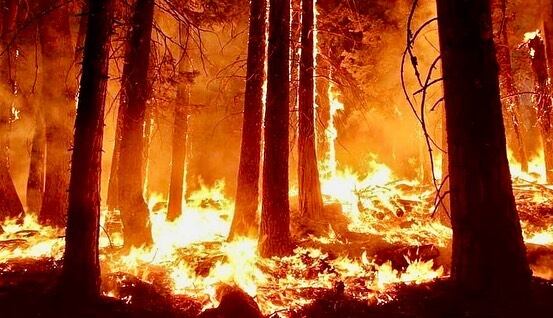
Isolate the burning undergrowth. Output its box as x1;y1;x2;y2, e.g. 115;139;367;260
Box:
1;155;553;316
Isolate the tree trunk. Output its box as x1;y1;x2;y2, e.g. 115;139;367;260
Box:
106;102;123;211
298;0;324;223
289;0;301;153
528;34;553;183
167;37;192;221
0;0;24;220
543;0;553;78
117;0;155;248
259;0;293;257
315;56;330;168
106;0;132;212
228;0;267;240
61;0;114;301
37;0;77;227
436;0;531;310
27;107;45;213
490;0;528;172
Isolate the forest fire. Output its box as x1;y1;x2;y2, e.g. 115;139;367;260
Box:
2;149;553;315
2;0;553;317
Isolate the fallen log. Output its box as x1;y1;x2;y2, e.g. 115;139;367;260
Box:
198;284;263;318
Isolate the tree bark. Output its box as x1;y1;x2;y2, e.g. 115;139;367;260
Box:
167;35;192;221
106;102;123;211
117;0;155;248
26;107;45;213
528;34;553;183
0;0;24;220
298;0;324;223
436;0;531;310
37;0;77;227
259;0;293;257
490;0;528;172
543;0;553;77
61;0;114;301
228;0;267;240
106;0;133;212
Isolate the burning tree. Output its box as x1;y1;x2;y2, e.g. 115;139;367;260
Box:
166;30;194;221
491;0;528;172
437;0;531;311
61;0;115;301
527;33;553;183
0;0;24;221
117;0;156;248
229;0;267;240
298;0;324;225
259;0;293;257
37;0;77;227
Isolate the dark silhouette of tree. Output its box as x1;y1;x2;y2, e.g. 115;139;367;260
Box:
490;0;527;172
298;0;324;224
37;0;77;227
117;0;155;248
167;25;193;221
228;0;267;240
27;109;45;214
437;0;531;311
0;0;24;221
259;0;293;257
61;0;115;301
543;0;553;76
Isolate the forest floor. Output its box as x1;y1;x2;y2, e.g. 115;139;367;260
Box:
1;181;553;317
0;259;552;318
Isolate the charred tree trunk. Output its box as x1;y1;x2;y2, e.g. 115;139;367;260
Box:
298;0;324;222
37;0;77;227
436;0;531;310
106;102;123;211
228;0;267;240
289;0;301;152
117;0;155;248
0;0;24;220
259;0;293;257
167;40;192;221
315;56;330;165
491;0;528;172
106;0;132;212
528;34;553;183
61;0;114;301
27;109;45;213
543;0;553;79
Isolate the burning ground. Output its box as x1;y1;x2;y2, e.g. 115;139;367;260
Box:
1;152;553;317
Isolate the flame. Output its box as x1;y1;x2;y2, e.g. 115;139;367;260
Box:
3;87;553;315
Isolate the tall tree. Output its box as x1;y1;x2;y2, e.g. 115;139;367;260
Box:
37;0;77;226
543;0;553;76
106;0;132;212
259;0;293;257
106;101;123;211
436;0;531;310
228;0;267;240
117;0;155;248
0;0;24;220
167;25;192;221
528;34;553;183
26;110;45;213
61;0;114;300
490;0;528;172
298;0;324;222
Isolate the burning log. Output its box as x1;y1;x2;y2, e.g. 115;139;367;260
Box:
198;285;263;318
